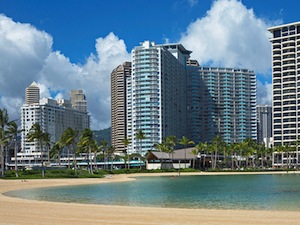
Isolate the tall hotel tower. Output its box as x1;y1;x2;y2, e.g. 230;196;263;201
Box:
187;60;257;144
269;22;300;147
111;62;132;153
127;41;191;155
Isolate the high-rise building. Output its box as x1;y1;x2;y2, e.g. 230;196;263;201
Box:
268;22;300;147
70;90;87;112
25;81;40;104
187;60;257;144
111;62;131;153
18;83;90;166
126;41;191;155
257;105;272;147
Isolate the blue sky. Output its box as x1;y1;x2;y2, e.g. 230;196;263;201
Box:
0;0;299;130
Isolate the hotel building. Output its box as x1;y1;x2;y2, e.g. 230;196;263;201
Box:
269;22;300;146
126;41;191;155
18;84;90;166
111;62;132;153
187;60;257;144
269;22;300;167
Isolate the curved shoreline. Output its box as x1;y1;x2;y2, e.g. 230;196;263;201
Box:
1;172;300;225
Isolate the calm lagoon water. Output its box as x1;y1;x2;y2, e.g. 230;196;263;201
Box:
6;174;300;211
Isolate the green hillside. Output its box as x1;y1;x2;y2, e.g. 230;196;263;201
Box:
93;127;111;145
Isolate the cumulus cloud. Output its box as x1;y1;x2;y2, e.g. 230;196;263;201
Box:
179;0;274;107
256;80;272;105
180;0;272;72
0;14;130;129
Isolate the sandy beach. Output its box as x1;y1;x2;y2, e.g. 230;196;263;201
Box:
1;172;300;225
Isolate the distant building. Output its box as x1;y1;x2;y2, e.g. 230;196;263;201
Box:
111;62;131;153
25;81;40;105
187;60;257;144
126;41;191;155
70;90;87;112
18;83;90;166
257;105;272;147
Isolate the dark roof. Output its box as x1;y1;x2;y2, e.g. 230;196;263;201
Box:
147;147;197;160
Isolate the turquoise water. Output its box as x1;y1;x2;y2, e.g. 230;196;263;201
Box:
6;174;300;210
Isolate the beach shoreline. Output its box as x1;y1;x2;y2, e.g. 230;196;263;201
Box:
1;171;300;225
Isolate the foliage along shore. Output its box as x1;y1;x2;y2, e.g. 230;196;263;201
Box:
1;167;298;179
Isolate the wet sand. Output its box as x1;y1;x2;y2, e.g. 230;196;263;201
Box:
1;172;300;225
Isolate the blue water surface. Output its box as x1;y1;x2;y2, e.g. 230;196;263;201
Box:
6;174;300;210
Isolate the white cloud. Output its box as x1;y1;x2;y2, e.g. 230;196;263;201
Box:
179;0;272;74
179;0;275;110
0;14;130;130
256;80;272;105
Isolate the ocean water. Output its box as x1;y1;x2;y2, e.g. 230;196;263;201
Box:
6;174;300;210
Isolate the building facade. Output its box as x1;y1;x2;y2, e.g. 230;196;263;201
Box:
111;62;132;153
25;81;40;105
126;41;191;155
187;60;257;144
269;22;300;146
70;90;87;112
257;105;272;147
269;22;300;167
18;84;90;166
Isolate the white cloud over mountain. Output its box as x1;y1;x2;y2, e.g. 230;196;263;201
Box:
0;0;276;130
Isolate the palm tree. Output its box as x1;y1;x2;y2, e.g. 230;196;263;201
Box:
165;136;176;167
78;128;94;174
136;129;146;169
179;136;195;169
107;146;116;171
50;142;63;165
27;123;50;177
7;121;23;177
154;142;168;169
60;127;79;169
98;139;108;169
121;137;130;169
0;108;11;177
211;135;225;169
195;142;207;169
191;148;199;169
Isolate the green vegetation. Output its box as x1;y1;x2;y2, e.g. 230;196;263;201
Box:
3;169;105;179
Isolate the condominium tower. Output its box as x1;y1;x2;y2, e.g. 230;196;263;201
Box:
111;62;131;153
187;60;257;144
126;41;191;155
268;22;300;147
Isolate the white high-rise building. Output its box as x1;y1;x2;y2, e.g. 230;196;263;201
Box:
126;41;191;155
269;22;300;147
269;22;300;167
18;84;90;166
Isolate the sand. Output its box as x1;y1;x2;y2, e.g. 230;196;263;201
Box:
1;172;300;225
